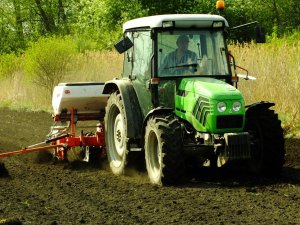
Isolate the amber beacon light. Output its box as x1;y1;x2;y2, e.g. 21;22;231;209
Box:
216;0;225;10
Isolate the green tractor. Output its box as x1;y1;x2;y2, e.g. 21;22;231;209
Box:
103;14;285;185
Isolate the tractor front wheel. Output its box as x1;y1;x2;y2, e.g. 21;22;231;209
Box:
144;115;184;185
245;107;285;175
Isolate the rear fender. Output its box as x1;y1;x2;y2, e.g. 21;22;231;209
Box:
103;80;143;139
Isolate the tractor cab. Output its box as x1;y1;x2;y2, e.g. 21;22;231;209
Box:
116;14;231;82
115;14;233;103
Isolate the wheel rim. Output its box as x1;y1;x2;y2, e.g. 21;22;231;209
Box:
108;106;125;168
147;130;161;180
114;114;125;157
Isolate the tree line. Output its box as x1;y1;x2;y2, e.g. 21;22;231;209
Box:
1;0;299;53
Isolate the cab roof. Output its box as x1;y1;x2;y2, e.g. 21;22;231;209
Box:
123;14;229;32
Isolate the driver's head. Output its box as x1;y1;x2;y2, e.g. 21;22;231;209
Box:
176;35;189;51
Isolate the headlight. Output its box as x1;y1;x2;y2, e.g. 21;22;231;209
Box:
232;101;241;112
217;102;226;112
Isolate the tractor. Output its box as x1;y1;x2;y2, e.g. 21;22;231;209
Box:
102;14;285;185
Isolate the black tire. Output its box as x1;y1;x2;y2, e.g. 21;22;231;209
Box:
245;108;285;175
144;115;184;185
104;92;128;175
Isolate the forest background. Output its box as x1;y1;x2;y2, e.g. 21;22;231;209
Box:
0;0;300;135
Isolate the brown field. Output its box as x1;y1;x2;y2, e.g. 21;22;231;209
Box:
0;108;299;225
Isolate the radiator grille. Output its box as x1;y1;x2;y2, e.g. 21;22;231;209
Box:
224;132;251;160
192;97;211;126
217;115;243;129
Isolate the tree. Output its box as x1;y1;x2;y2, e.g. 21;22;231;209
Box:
1;0;300;53
34;0;56;33
74;0;148;49
0;0;74;53
0;0;26;52
24;36;77;96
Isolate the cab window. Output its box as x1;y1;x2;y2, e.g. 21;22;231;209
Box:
157;30;229;77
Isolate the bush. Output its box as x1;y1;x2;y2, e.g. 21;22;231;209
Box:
73;35;99;52
0;53;21;79
24;36;77;95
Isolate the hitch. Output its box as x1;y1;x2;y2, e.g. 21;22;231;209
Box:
0;144;64;158
0;134;69;158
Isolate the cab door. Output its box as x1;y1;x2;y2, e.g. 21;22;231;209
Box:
125;31;153;117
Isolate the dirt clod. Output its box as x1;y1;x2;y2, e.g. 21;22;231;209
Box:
0;218;22;225
0;162;9;177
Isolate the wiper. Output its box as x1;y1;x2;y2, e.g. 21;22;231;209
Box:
165;63;198;69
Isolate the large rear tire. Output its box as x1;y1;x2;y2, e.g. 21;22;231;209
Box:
144;115;184;185
245;108;285;175
105;92;128;175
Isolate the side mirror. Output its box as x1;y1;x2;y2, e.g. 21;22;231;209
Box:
255;25;266;43
114;36;133;54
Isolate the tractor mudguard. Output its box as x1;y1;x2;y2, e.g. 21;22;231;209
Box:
141;107;173;140
245;101;275;116
103;80;144;139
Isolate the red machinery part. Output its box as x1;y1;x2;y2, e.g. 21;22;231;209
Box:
0;108;106;161
0;144;63;158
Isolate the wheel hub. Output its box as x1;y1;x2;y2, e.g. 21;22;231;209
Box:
116;129;121;142
114;113;125;157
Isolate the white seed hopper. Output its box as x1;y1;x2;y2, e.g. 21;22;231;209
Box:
52;82;109;119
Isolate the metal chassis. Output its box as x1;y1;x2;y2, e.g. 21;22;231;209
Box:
0;108;106;161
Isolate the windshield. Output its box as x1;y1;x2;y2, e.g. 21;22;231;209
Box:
157;30;229;77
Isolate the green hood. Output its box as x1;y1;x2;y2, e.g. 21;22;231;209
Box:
179;78;242;100
175;78;245;133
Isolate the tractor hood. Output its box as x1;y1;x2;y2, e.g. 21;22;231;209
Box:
178;77;241;100
175;77;245;133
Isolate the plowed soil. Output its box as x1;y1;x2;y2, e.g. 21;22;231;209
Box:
0;107;299;225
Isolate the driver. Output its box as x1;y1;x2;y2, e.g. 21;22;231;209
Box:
160;35;197;75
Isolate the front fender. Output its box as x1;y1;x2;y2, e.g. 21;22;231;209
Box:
141;107;173;144
246;101;275;117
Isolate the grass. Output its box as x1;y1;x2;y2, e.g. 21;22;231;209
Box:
63;50;122;82
0;40;299;135
230;41;300;136
0;51;123;112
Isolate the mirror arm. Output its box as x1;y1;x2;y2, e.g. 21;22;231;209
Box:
230;21;259;30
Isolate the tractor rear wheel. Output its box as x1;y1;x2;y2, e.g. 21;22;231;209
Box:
105;92;128;175
144;115;184;185
245;107;285;175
